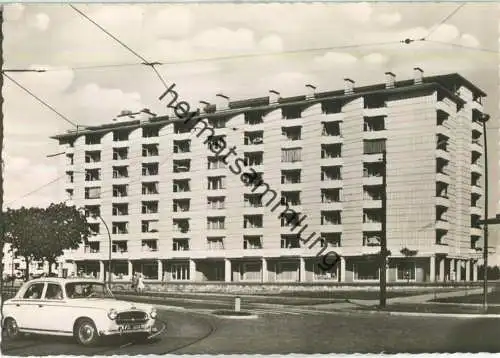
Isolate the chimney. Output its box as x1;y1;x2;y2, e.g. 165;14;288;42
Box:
413;67;423;85
344;78;355;95
269;90;281;104
305;84;316;99
215;93;230;111
385;72;396;89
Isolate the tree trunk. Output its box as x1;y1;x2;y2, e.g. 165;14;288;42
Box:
24;256;30;281
48;259;54;275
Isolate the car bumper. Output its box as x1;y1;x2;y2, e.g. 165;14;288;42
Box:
99;319;157;336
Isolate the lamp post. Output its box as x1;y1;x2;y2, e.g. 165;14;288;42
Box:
92;214;112;288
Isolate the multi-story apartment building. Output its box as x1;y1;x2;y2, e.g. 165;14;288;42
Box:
51;69;487;283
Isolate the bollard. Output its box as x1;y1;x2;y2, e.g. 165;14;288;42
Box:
235;296;241;312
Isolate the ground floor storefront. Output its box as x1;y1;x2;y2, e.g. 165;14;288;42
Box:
63;254;479;284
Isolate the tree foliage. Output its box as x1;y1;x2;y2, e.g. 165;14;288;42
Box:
4;203;90;279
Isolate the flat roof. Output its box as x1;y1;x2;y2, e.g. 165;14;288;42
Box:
51;72;484;141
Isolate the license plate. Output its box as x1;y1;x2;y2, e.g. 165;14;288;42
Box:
122;324;144;331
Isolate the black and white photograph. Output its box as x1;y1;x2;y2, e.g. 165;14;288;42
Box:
1;1;500;355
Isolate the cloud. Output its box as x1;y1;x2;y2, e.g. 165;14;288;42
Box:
339;2;373;23
314;52;358;67
427;24;460;42
4;4;25;22
259;34;284;53
72;83;145;120
376;12;401;27
146;6;194;38
28;13;50;32
460;33;480;48
8;66;74;95
363;53;389;65
192;27;255;52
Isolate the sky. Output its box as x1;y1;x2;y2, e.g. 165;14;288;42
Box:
3;2;500;252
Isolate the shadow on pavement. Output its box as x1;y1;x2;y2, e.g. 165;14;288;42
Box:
446;318;500;352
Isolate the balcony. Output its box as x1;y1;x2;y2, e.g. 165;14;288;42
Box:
320;179;342;189
436;172;451;184
470;141;483;154
85;143;102;151
320;223;342;232
470;227;482;236
363;199;382;209
436;149;451;161
436;196;450;207
320;201;342;211
363;222;382;231
471;163;482;174
363;107;388;117
471;184;483;195
363;175;383;186
470;206;483;216
363;152;383;163
436;100;453;115
436;125;451;138
472;120;483;133
435;220;450;231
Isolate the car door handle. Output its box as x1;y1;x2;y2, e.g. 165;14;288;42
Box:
38;304;43;308
16;304;20;307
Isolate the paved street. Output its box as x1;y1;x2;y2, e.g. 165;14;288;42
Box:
3;305;500;355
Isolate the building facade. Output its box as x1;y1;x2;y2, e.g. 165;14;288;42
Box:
52;69;486;283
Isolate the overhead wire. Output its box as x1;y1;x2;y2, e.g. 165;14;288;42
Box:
3;72;79;128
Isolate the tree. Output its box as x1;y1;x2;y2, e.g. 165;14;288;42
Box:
4;207;47;280
40;203;90;274
4;204;90;280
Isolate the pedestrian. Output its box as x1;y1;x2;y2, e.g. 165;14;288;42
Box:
137;273;145;293
131;272;137;292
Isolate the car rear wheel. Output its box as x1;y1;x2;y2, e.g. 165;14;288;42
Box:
75;319;99;346
2;318;20;340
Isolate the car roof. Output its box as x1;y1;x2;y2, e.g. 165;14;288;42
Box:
24;278;104;285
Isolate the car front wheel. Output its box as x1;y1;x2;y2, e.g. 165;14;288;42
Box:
2;317;20;340
75;319;100;346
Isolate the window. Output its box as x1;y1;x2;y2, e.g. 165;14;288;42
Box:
321;144;342;158
276;262;299;282
354;262;379;280
244;112;264;125
363;139;386;154
173;179;189;193
244;152;263;166
208;157;226;170
113;147;128;160
85;169;101;181
141;239;158;252
243;235;262;249
207;237;224;250
85;151;101;163
244;194;262;208
143;127;159;138
113;185;128;197
142;220;159;233
322;122;341;136
113;166;128;179
142;182;159;195
171;263;190;280
173;140;191;153
321;189;342;203
112;222;128;235
363;116;386;131
363;209;382;224
112;240;128;253
142;144;159;157
208;176;226;190
173;239;189;251
281;126;301;141
281;170;301;184
45;283;63;300
243;215;263;229
85;134;101;145
84;205;100;218
280;235;300;249
173;219;190;233
173;199;190;212
142;201;159;214
281;148;302;162
244;131;264;145
85;187;101;199
207;217;225;230
321;166;342;181
397;262;416;281
321;211;341;225
207;197;225;210
113;130;129;141
23;283;45;299
320;233;341;247
281;191;301;206
173;160;190;172
142;163;159;176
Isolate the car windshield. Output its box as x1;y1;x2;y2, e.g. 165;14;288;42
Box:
65;282;114;299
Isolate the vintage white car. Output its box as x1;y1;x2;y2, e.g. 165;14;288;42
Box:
1;278;158;346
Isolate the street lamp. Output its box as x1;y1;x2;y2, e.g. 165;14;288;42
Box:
89;213;112;288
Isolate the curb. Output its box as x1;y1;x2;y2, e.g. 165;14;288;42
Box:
386;311;500;319
211;314;259;320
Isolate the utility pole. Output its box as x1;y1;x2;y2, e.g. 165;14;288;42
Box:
380;149;388;308
0;6;5;312
481;116;489;312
